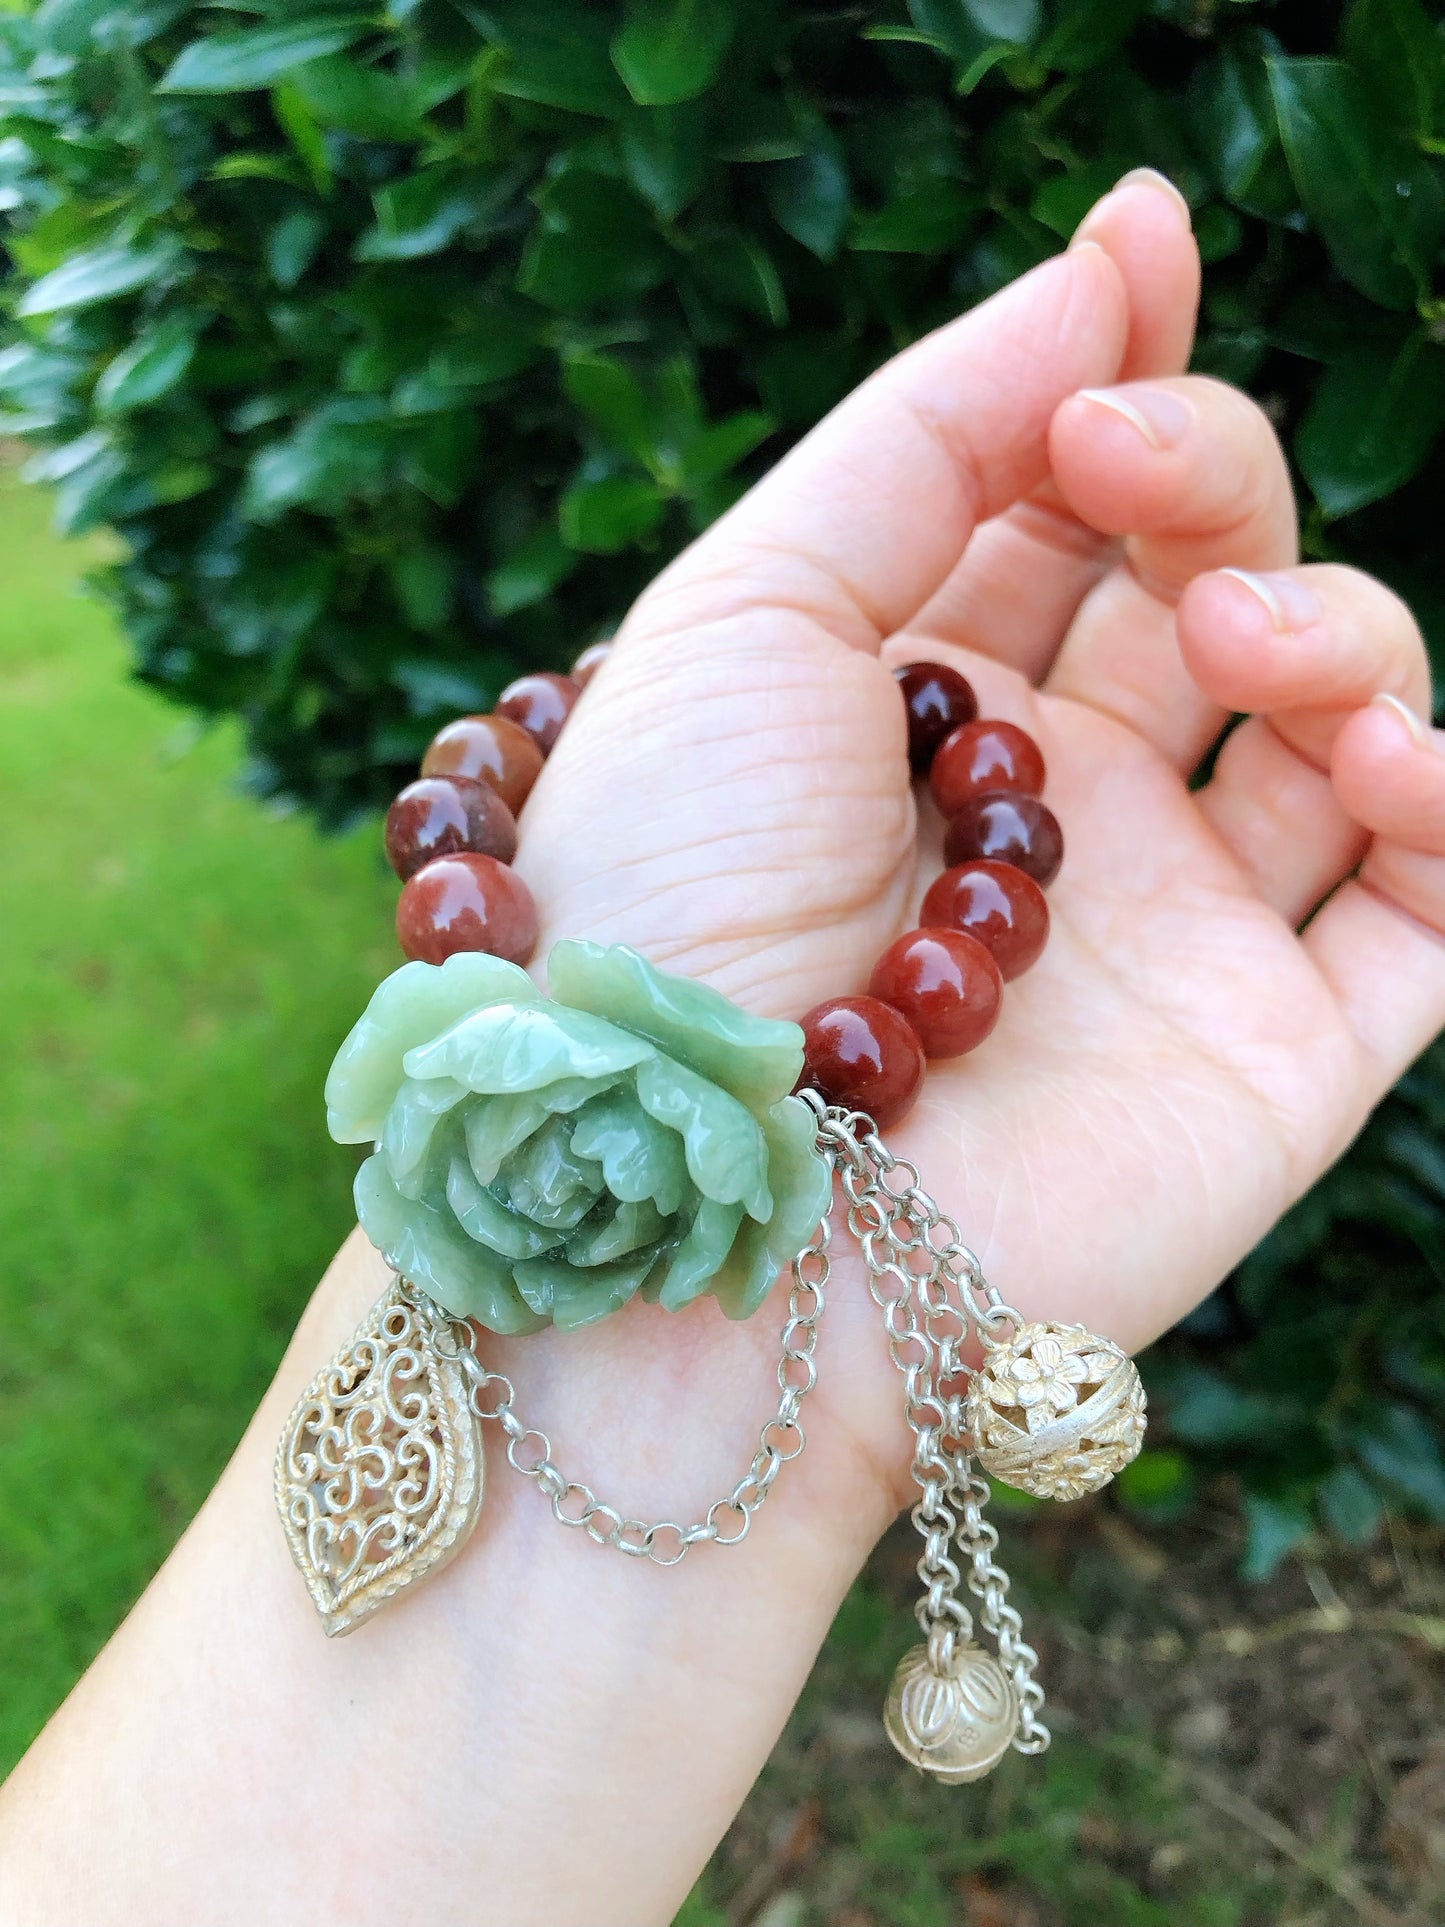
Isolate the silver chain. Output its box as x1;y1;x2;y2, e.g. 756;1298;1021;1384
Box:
801;1094;1049;1755
419;1219;829;1568
417;1096;1047;1752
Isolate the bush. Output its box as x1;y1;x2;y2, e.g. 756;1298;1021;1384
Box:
2;0;1443;1570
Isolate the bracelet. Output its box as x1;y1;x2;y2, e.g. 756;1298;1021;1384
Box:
275;643;1144;1786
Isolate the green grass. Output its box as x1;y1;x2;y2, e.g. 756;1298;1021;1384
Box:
0;469;396;1768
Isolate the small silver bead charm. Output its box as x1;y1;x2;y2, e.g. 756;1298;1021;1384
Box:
885;1637;1020;1783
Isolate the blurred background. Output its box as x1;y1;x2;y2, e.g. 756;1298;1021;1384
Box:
2;1;1444;1921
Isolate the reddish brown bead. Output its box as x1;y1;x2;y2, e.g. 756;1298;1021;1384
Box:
943;793;1064;888
384;776;518;882
799;996;926;1128
496;671;581;754
919;860;1049;980
421;713;544;815
571;641;613;687
930;720;1046;816
894;662;978;774
396;854;538;966
869;928;1002;1059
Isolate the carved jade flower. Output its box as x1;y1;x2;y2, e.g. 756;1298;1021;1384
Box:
325;941;834;1334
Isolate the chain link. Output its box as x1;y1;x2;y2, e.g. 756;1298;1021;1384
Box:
416;1221;830;1569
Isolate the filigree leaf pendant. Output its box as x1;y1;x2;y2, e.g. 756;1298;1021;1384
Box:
274;1278;482;1636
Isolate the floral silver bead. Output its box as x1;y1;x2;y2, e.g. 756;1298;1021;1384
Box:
965;1320;1146;1501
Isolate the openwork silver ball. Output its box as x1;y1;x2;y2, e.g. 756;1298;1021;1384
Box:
965;1320;1146;1501
885;1640;1019;1783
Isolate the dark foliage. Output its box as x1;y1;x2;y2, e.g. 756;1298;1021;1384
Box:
2;0;1443;1570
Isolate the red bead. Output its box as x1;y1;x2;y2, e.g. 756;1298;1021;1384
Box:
384;776;518;881
919;860;1049;980
869;928;1002;1059
571;641;612;687
396;854;538;966
930;720;1046;816
496;671;581;754
421;714;544;815
894;662;978;774
799;996;926;1128
943;793;1064;887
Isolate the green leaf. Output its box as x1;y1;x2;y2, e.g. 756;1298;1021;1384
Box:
1268;56;1445;310
518;171;665;309
271;79;332;193
690;231;788;324
1241;1495;1312;1582
1318;1465;1384;1546
562;353;654;463
961;0;1039;40
765;124;850;261
1344;0;1442;141
851;185;975;253
16;240;181;317
158;18;371;94
612;0;736;108
94;315;199;413
486;524;577;616
619;105;707;220
1356;1404;1445;1520
680;409;772;488
1296;335;1445;518
559;476;667;552
286;53;425;141
354;171;492;262
469;0;630;117
266;208;326;288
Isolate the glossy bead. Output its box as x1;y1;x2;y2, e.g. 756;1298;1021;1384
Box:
421;713;544;815
799;996;926;1128
571;641;612;687
943;793;1064;888
894;662;978;774
930;720;1046;816
496;671;581;754
869;928;1002;1059
384;776;518;881
919;860;1049;981
396;854;538;966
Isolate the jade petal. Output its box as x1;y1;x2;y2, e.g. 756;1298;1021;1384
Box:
709;1217;777;1321
496;1114;606;1230
710;1098;832;1320
403;1003;654;1093
326;953;542;1143
445;1157;565;1261
354;1153;543;1334
569;1087;689;1214
636;1054;771;1221
658;1197;747;1312
513;1249;657;1331
381;1075;469;1198
564;1196;668;1265
549;940;805;1108
463;1079;612;1184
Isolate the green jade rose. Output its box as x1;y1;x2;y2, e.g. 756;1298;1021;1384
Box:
325;941;834;1334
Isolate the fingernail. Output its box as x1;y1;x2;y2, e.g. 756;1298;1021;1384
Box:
1218;568;1322;634
1371;692;1433;749
1075;384;1192;450
1112;168;1193;227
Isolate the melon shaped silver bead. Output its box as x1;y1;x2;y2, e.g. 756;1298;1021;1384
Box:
884;1640;1019;1783
965;1319;1146;1501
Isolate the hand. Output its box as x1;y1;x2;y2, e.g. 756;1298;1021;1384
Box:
8;175;1442;1927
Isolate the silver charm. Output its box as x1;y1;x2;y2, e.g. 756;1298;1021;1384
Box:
885;1633;1020;1783
966;1320;1147;1500
275;1277;483;1635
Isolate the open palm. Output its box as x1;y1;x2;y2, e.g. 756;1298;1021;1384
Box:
507;176;1445;1517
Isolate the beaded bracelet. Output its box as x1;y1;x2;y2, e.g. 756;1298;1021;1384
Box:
276;642;1144;1786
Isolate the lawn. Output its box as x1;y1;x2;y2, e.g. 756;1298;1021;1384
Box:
0;466;396;1762
1;469;1437;1925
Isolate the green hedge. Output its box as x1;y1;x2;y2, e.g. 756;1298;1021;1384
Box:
2;0;1443;1573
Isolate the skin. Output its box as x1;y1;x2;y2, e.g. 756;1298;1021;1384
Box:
3;175;1444;1926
